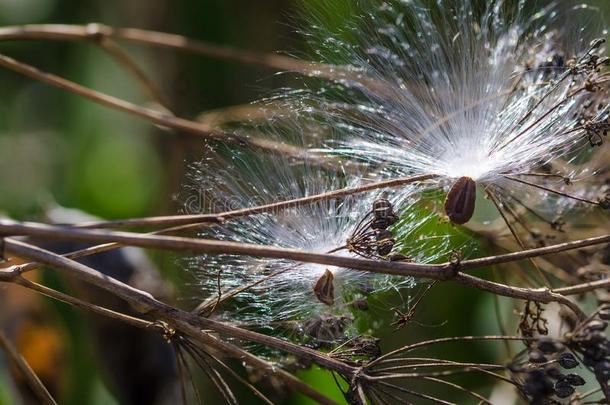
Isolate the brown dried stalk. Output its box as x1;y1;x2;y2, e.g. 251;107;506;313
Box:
77;173;437;229
1;220;605;318
0;52;322;160
2;239;348;404
0;23;393;95
0;330;57;405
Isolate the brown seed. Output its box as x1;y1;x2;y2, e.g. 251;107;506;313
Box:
313;269;335;306
444;176;477;225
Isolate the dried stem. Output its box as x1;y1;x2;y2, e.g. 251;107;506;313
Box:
0;23;322;76
11;276;154;330
0;51;337;166
3;239;354;399
0;330;57;405
0;221;606;316
0;23;393;95
76;173;437;229
95;36;172;110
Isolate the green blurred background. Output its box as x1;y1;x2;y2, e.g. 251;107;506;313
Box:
0;1;608;404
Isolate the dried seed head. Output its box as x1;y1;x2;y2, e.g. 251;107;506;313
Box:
558;352;579;369
375;229;395;256
313;269;335;306
444;176;476;224
303;315;351;345
554;380;575;398
564;373;586;386
372;198;394;219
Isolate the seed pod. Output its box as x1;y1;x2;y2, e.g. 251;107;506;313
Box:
554;380;575;398
373;198;394;219
376;229;395;256
564;374;585;386
313;269;335;306
371;217;391;230
558;352;579;369
377;240;394;256
444;176;476;224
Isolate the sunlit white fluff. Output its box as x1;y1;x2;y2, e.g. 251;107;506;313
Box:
182;141;458;342
290;0;610;215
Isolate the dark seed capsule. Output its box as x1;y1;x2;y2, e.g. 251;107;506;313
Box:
554;380;575;398
585;331;607;344
373;198;394;219
376;230;395;256
371;217;392;230
376;229;393;241
376;240;394;256
444;176;476;224
599;195;610;210
558;352;579;369
564;374;586;386
313;269;335;306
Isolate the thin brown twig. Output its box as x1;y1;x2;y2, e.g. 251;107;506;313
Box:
0;330;58;405
11;276;153;330
94;36;172;110
0;173;436;278
0;23;322;76
0;51;338;166
75;173;438;229
0;23;394;95
367;336;533;368
0;219;455;280
3;239;352;402
373;380;455;405
0;221;604;316
417;377;493;405
452;273;585;320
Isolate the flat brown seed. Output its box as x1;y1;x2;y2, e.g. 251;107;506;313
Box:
444;176;477;224
313;269;335;306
